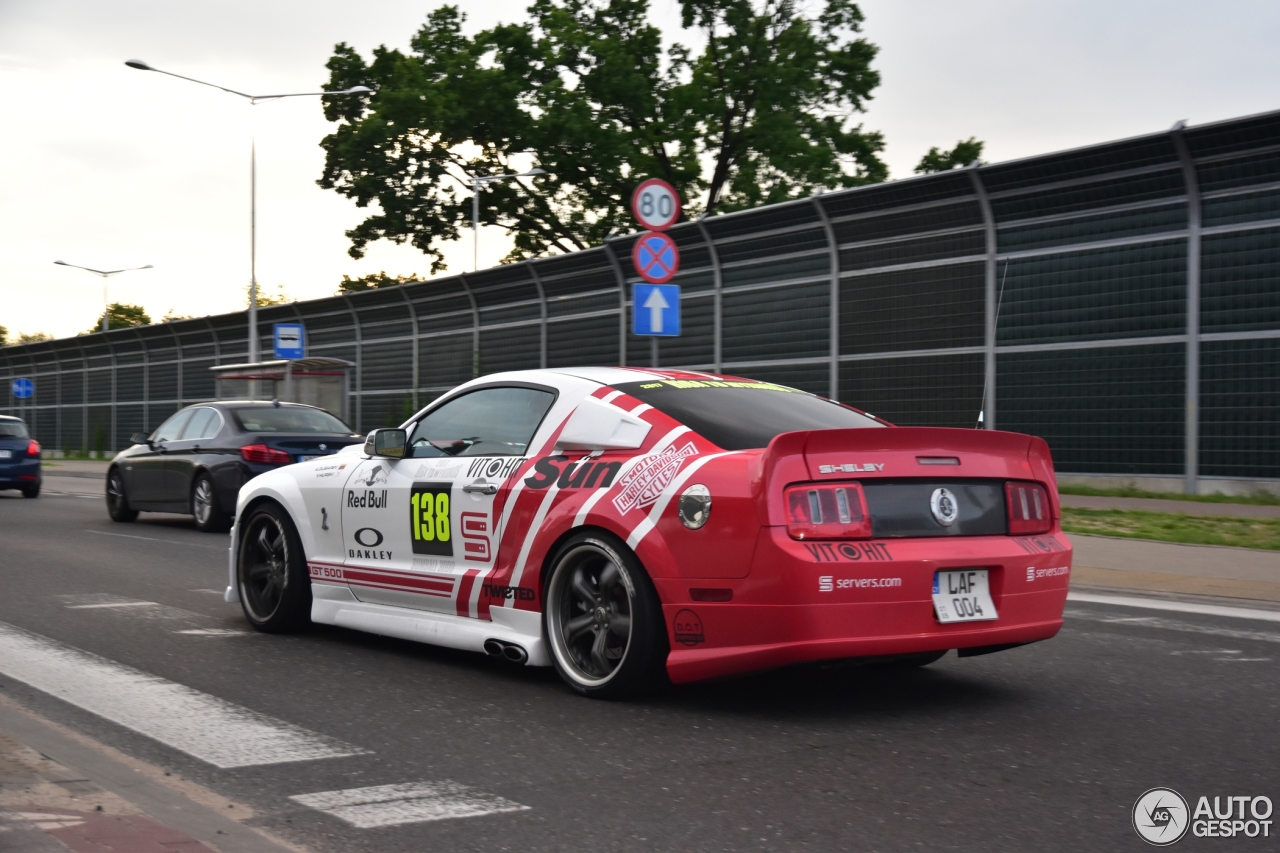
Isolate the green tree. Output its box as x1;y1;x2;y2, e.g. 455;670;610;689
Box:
319;0;886;270
0;325;7;346
914;137;984;174
247;283;293;307
338;271;422;294
81;303;150;336
18;331;53;344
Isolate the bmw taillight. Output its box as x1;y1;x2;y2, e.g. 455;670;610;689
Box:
784;481;872;540
241;444;292;465
26;439;40;457
1006;481;1051;535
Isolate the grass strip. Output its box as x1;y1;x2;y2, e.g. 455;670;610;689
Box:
1061;508;1280;551
1058;484;1280;506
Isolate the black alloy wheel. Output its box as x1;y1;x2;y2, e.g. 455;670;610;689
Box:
105;468;137;522
544;532;667;699
237;503;310;633
191;472;229;533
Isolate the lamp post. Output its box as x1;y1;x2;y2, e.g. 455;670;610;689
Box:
124;59;371;363
53;261;154;333
471;169;546;271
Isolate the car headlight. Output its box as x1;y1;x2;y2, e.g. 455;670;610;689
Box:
678;484;711;530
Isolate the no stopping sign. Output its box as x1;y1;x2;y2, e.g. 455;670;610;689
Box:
630;178;681;231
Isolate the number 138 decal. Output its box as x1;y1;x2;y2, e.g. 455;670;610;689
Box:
410;482;452;556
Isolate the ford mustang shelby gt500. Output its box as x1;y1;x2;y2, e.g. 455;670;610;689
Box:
225;368;1071;697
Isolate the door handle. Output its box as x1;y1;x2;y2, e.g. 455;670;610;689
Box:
463;482;498;495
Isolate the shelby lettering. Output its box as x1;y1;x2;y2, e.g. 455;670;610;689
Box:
524;456;622;490
347;489;388;509
482;584;536;601
805;542;893;562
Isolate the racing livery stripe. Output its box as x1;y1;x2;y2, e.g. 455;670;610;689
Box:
456;568;481;618
625;452;734;550
571;425;690;528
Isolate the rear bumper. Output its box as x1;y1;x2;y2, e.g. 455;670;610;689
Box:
655;527;1072;684
0;460;40;489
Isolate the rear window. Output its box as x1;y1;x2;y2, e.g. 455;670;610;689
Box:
231;407;353;434
614;379;884;450
0;421;28;438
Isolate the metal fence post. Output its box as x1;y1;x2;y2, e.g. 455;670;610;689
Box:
527;262;549;369
339;295;363;430
1171;124;1201;494
395;286;420;410
969;167;998;430
695;218;723;374
456;273;481;378
602;242;628;367
810;194;840;400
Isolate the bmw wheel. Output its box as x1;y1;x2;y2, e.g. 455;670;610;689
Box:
544;531;667;699
191;472;229;533
237;503;310;633
105;468;137;522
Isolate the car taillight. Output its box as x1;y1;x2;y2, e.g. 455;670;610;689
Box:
784;481;872;540
241;444;292;465
1006;481;1051;535
26;439;40;457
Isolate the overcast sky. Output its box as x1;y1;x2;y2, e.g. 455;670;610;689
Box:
1;0;1278;340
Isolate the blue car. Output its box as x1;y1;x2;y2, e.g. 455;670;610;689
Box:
0;415;41;498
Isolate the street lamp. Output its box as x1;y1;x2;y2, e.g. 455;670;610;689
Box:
124;59;372;362
53;261;154;333
471;169;546;271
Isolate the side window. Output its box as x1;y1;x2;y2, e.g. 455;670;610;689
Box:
153;410;193;443
408;387;555;458
182;408;221;440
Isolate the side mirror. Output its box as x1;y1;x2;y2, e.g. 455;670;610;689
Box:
130;432;152;447
364;428;407;459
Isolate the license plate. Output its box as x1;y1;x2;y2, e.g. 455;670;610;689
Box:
298;455;321;463
0;450;10;459
932;570;998;623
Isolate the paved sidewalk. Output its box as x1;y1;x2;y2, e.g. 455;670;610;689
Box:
1059;492;1280;519
38;460;111;481
1069;533;1280;603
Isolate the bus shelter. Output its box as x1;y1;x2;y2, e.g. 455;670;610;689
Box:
210;357;352;423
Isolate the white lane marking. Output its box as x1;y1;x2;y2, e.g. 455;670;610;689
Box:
572;426;690;528
66;601;157;609
1066;610;1280;645
0;621;367;768
1067;591;1280;623
192;589;224;595
626;452;732;550
176;628;248;636
291;781;529;828
84;529;225;550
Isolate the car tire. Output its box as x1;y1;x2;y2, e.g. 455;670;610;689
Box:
191;472;230;533
105;468;138;522
236;502;311;633
21;482;40;499
543;531;668;699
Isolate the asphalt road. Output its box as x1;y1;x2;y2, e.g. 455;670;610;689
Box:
1;477;1277;852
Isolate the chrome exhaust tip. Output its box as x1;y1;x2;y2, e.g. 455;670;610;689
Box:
502;644;528;665
483;639;505;657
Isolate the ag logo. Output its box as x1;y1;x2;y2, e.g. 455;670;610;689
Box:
930;487;958;527
353;528;384;548
1132;787;1190;846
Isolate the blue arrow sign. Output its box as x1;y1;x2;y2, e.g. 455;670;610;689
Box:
273;323;305;360
633;284;681;337
11;378;33;399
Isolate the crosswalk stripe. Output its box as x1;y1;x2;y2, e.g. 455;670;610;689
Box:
0;621;367;768
290;781;529;828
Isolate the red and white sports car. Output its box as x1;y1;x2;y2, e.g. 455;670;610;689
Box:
226;368;1071;697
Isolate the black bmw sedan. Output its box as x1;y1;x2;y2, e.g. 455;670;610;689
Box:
106;401;362;532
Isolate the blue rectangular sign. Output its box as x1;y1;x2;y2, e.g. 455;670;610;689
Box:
273;323;305;360
633;284;681;337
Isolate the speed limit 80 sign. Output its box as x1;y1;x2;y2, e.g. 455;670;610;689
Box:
630;178;681;231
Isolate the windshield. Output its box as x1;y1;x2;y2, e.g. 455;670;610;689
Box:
231;407;353;434
614;378;884;450
0;421;28;438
